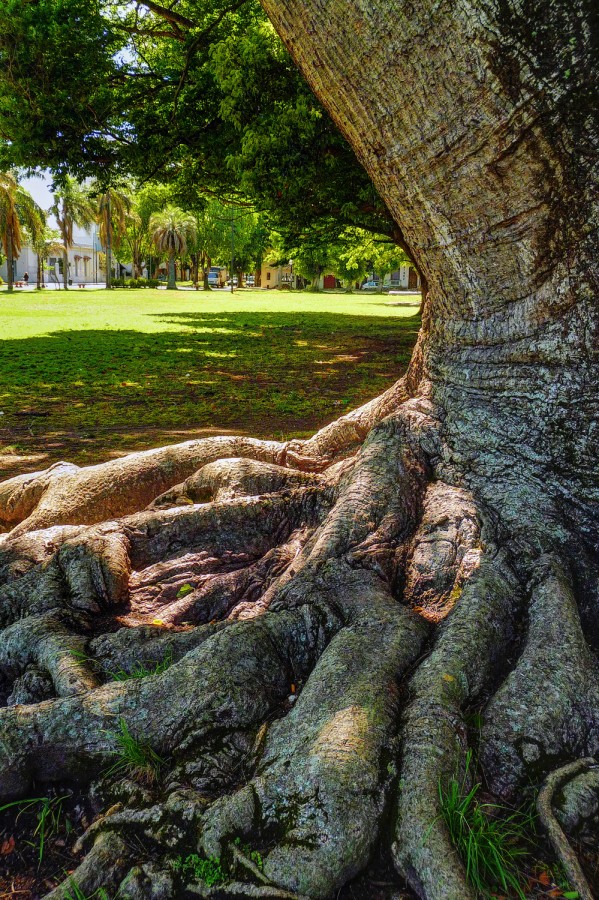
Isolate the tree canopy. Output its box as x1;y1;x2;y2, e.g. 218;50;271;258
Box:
0;0;405;255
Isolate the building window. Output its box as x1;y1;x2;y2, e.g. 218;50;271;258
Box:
266;271;271;280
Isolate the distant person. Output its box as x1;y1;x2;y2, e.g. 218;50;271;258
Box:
23;272;29;284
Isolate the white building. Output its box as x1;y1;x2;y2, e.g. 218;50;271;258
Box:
0;223;106;286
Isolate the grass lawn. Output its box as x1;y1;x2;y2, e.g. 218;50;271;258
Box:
0;286;421;478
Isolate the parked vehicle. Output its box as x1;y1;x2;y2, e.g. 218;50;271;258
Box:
208;266;223;286
361;280;381;289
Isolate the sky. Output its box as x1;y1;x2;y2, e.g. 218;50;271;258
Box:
20;171;55;211
19;170;96;240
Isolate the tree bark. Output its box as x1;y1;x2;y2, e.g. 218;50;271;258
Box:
105;194;112;290
0;2;597;899
167;249;177;289
260;0;598;562
62;247;69;290
5;229;13;293
203;253;211;290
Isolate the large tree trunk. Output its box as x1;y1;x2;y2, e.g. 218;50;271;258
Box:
0;3;597;899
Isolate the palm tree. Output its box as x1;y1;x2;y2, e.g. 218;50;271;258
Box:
50;177;95;290
0;173;45;293
149;206;197;290
95;186;132;289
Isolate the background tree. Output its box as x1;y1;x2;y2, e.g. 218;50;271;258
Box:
29;226;63;290
0;172;44;292
94;186;132;289
50;176;95;290
118;184;174;279
227;206;269;289
183;200;231;289
332;229;411;289
0;0;411;261
149;206;197;289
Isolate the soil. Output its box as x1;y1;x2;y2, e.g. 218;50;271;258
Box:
0;788;90;899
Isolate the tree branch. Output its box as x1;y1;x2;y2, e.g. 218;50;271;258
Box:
114;22;184;41
136;0;195;30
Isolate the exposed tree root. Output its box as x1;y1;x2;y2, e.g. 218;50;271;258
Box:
393;549;521;900
43;831;133;900
201;568;429;899
481;556;599;800
0;378;597;899
537;758;597;900
0;376;410;538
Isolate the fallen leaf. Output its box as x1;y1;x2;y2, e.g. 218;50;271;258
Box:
442;673;455;682
538;871;551;886
0;836;15;855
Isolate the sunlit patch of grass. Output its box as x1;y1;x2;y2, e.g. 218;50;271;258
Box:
0;289;421;476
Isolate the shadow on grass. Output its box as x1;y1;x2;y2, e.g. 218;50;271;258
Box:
0;309;420;477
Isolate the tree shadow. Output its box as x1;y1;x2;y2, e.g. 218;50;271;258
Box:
0;309;420;477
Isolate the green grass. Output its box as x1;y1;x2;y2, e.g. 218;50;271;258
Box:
108;647;174;681
0;287;420;477
69;647;174;682
439;753;535;898
64;882;109;900
171;839;263;887
105;718;165;784
0;794;70;866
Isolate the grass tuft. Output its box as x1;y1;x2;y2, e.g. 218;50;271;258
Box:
109;647;174;681
105;718;165;784
64;881;109;900
439;751;534;899
0;794;70;866
70;647;173;682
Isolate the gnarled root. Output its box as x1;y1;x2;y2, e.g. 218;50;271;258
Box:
201;567;430;899
392;548;522;900
480;556;599;799
1;382;596;900
43;831;133;900
0;603;330;800
0;376;409;538
537;758;597;900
